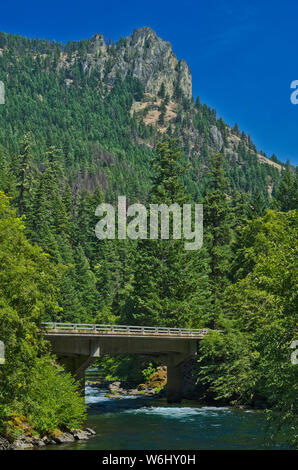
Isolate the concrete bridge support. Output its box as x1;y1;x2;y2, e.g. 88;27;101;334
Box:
167;363;183;403
59;355;97;394
160;353;193;404
56;340;100;395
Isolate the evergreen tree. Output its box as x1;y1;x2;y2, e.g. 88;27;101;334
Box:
123;138;210;327
204;153;232;328
11;133;33;217
248;189;268;219
274;165;298;212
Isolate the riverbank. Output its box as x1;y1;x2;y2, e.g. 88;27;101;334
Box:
0;367;165;450
0;427;96;450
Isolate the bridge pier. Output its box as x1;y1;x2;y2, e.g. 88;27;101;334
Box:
60;355;97;394
166;363;183;403
58;341;100;395
161;353;194;404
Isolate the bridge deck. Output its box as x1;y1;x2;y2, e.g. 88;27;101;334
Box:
41;323;208;340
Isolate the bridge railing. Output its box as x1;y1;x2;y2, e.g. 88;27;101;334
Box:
41;322;209;336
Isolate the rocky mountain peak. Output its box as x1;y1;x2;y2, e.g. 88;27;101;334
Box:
83;27;192;100
131;26;158;40
124;27;192;100
90;33;106;53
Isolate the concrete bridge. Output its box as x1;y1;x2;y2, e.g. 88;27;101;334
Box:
42;322;209;403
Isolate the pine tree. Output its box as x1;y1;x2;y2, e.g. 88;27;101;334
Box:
274;165;298;212
11;133;33;217
204;153;232;328
248;190;267;218
123;138;210;327
73;245;98;320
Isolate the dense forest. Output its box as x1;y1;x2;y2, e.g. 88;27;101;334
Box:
0;30;297;447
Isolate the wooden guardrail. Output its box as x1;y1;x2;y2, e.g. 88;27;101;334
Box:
41;322;209;337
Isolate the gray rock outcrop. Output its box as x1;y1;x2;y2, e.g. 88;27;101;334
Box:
79;27;192;100
210;125;223;150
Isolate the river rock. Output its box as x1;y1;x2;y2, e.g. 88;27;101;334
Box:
53;432;75;444
1;426;95;449
85;428;96;436
138;365;167;392
128;389;139;395
40;436;55;445
13;436;34;449
31;437;46;447
0;437;14;450
109;381;123;393
71;430;90;440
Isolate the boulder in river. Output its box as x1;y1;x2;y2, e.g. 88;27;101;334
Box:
71;430;90;440
53;432;75;444
85;428;96;436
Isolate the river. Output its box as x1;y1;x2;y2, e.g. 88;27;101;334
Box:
42;385;289;450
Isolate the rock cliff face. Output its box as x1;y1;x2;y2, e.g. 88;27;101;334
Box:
82;27;192;100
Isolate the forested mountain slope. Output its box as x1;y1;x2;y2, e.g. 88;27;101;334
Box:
0;27;282;203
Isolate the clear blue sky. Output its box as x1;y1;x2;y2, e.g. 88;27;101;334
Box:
1;0;297;165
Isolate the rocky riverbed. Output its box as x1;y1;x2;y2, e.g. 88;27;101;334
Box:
87;366;167;399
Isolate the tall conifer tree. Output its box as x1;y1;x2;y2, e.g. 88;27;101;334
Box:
124;138;210;327
204;153;231;328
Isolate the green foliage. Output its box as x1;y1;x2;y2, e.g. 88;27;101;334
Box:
203;153;232;327
0;190;62;321
274;165;298;212
18;357;86;434
198;210;298;447
0;192;86;435
95;355;144;384
198;328;261;404
141;363;156;383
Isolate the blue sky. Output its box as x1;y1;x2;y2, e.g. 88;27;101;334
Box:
1;0;297;165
